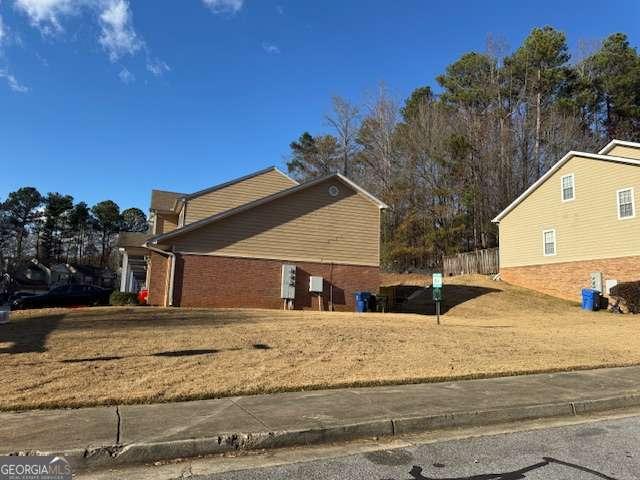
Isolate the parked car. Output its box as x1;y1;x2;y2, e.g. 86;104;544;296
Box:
11;284;111;310
9;291;38;303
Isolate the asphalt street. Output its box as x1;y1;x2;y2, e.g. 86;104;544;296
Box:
193;415;639;480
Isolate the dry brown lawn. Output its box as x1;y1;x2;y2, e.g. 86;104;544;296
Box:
2;275;639;411
380;272;432;286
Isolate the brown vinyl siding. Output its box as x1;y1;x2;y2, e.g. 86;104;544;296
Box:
172;178;381;266
499;156;640;268
155;213;178;235
150;190;183;212
184;169;297;224
607;145;640;160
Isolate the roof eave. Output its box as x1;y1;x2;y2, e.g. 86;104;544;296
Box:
334;173;389;209
598;139;640;155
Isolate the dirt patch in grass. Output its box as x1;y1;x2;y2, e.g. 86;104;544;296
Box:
2;275;639;411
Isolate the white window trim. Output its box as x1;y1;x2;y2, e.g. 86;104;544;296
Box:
617;187;636;220
542;229;557;257
560;173;575;202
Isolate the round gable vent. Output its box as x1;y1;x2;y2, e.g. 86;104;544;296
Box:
328;185;340;197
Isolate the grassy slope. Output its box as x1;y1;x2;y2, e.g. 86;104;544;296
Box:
2;275;638;410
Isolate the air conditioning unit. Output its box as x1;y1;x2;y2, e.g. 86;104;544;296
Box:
309;276;323;293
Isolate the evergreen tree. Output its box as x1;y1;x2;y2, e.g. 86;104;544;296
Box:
1;187;44;261
91;200;121;266
505;26;570;178
121;207;148;233
68;202;91;263
287;132;341;180
582;33;640;139
400;86;433;122
40;193;73;265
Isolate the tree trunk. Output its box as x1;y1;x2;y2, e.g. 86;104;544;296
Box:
534;68;542;179
343;148;348;177
16;230;24;261
101;231;107;267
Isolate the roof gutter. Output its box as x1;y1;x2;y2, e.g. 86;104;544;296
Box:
143;242;176;307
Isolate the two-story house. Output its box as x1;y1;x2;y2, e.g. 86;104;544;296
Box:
117;166;387;310
493;139;640;301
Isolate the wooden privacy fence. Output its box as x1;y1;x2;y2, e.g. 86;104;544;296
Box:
443;248;499;276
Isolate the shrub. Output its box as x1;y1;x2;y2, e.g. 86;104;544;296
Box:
609;281;640;314
110;291;140;306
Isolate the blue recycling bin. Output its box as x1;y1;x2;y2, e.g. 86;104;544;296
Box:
581;288;600;311
355;292;372;312
354;292;366;312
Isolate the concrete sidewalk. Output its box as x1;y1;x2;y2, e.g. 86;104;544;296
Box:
2;366;640;471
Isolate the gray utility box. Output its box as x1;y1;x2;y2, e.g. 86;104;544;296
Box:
281;264;296;299
590;272;603;293
309;276;323;293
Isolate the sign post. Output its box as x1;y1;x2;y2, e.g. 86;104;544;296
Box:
432;273;443;325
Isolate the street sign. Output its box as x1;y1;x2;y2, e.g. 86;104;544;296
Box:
432;273;444;325
432;287;443;302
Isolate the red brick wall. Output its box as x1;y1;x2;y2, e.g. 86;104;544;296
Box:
172;254;380;311
501;256;640;301
147;251;169;306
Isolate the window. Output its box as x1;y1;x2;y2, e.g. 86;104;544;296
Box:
617;188;635;220
561;174;574;202
543;229;556;256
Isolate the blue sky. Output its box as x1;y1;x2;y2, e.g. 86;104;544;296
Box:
1;0;639;212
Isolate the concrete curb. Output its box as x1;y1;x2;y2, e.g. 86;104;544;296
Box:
13;392;640;472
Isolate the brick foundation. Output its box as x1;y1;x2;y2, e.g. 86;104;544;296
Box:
501;256;640;301
170;254;380;311
147;251;170;306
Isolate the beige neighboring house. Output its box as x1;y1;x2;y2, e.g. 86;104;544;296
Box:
117;166;387;310
493;139;640;301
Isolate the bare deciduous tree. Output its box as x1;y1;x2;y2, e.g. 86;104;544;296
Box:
326;96;360;177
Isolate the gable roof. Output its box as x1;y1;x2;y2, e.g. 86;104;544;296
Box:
150;167;298;213
598;139;640;155
150;190;185;212
492;151;640;223
146;173;388;245
184;166;298;201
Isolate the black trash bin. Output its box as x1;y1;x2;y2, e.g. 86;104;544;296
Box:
367;294;377;312
360;292;372;312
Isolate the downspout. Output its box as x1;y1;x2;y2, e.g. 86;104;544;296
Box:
144;242;176;307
